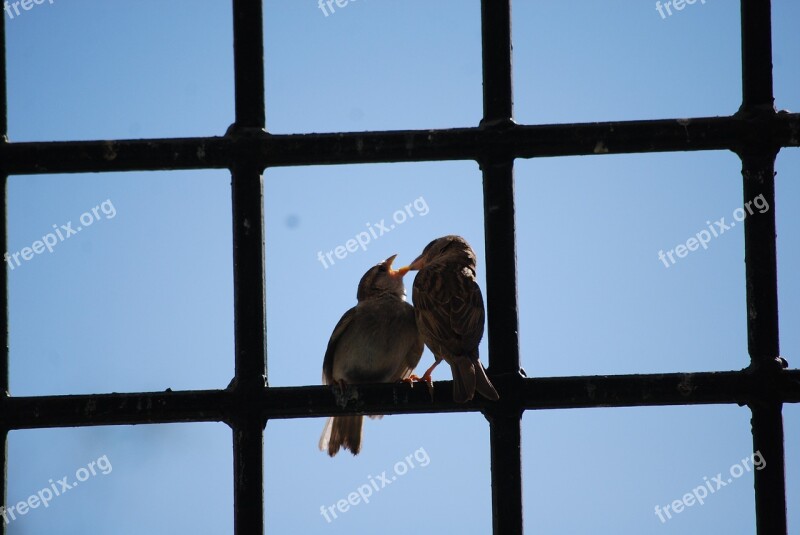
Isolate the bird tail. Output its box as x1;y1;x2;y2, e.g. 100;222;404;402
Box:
474;360;500;401
452;358;499;403
319;416;364;456
452;358;477;402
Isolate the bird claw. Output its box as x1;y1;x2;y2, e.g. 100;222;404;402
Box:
401;375;434;399
419;373;435;400
402;374;422;386
424;381;434;400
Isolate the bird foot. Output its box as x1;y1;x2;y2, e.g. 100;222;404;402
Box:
418;373;435;400
402;374;422;385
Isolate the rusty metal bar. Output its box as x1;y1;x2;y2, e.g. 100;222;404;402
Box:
738;1;787;533
2;114;800;175
740;0;775;113
480;1;523;532
1;7;9;535
2;370;798;428
230;0;267;532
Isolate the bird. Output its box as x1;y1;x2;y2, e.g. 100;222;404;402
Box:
403;235;499;403
319;254;423;456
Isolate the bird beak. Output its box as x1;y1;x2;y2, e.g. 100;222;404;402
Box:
385;254;410;277
402;253;425;272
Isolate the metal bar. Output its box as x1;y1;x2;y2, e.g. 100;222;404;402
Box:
481;158;519;377
740;146;787;535
480;0;522;532
741;150;780;364
0;430;5;535
230;164;266;534
3;370;799;428
751;404;787;534
230;0;267;532
481;0;513;126
739;1;786;532
232;418;264;535
230;168;267;387
2;114;800;175
740;0;775;113
1;7;9;534
232;0;265;129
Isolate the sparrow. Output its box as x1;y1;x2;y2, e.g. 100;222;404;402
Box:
404;235;499;403
319;254;423;456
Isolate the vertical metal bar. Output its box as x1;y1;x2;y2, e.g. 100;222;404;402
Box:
230;163;266;534
1;8;10;535
740;0;775;112
0;173;7;535
742;151;787;535
742;151;780;363
481;0;513;125
482;158;519;376
739;1;786;532
232;418;264;534
231;0;267;533
750;404;787;535
481;1;522;534
233;0;266;129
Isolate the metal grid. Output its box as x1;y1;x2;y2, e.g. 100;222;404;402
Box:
1;1;799;533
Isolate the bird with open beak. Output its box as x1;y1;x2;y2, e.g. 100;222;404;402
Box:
403;235;499;403
319;254;423;456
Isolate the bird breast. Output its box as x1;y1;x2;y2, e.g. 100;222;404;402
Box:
331;297;418;383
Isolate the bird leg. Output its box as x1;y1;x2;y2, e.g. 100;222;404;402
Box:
419;360;442;399
420;360;441;384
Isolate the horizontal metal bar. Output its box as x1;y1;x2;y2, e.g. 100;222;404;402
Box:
1;114;798;175
0;389;232;429
2;369;799;429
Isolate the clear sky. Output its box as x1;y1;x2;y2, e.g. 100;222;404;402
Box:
4;0;799;533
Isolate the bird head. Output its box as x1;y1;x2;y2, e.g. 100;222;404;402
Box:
356;254;410;301
403;235;477;271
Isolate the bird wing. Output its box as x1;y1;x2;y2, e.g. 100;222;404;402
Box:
321;306;356;385
412;267;451;352
413;264;485;356
449;267;485;354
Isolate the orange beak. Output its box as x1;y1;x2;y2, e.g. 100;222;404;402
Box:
385;254;410;277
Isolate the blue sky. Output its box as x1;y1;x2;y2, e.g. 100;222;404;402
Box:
4;0;799;533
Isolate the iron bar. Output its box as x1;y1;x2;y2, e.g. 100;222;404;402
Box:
1;370;798;429
0;114;798;175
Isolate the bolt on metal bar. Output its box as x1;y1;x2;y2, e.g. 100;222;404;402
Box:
480;0;523;533
230;0;267;533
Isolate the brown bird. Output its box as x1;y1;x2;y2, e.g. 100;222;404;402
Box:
404;235;499;403
319;254;423;456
